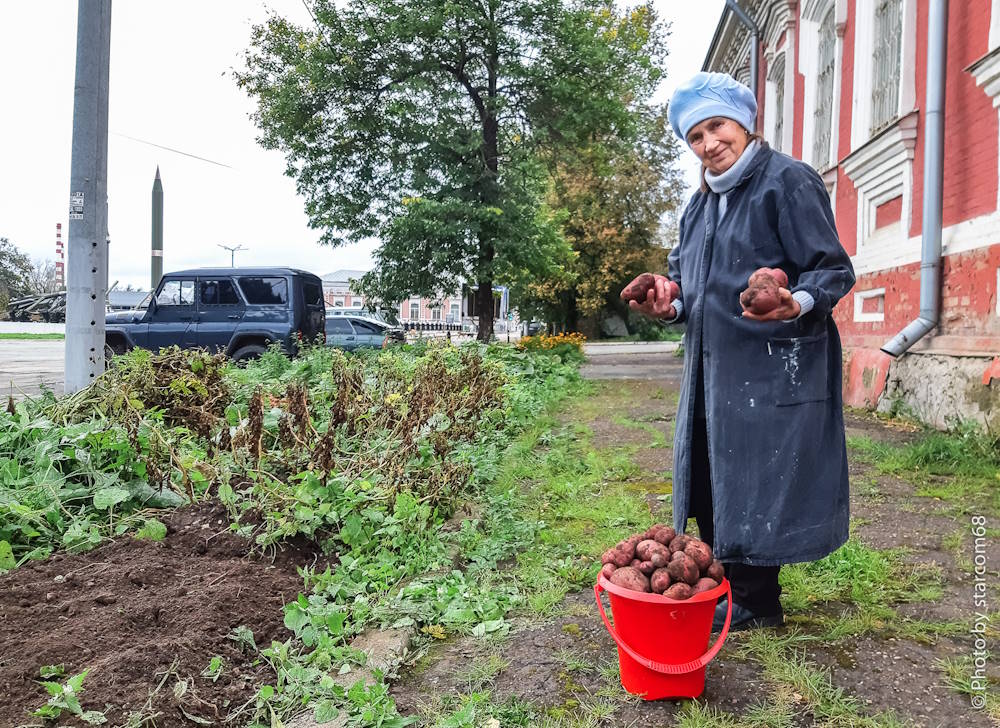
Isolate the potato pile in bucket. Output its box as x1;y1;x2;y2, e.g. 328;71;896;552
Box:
600;524;725;600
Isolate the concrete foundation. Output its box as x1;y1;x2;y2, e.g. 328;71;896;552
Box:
874;351;1000;430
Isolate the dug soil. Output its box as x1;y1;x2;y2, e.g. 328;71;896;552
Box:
0;503;321;727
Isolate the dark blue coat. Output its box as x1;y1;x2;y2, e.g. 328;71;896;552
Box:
668;145;856;566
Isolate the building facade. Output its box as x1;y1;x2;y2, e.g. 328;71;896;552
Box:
703;0;1000;428
322;270;512;331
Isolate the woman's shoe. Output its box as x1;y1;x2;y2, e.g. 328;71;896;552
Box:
712;601;783;633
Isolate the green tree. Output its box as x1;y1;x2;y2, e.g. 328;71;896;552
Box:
236;0;667;340
0;238;33;316
521;103;684;331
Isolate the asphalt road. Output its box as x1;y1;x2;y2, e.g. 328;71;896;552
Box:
580;341;685;382
0;340;65;399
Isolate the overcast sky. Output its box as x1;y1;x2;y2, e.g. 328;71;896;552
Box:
0;1;724;290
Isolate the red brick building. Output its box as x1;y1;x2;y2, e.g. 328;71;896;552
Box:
703;0;1000;427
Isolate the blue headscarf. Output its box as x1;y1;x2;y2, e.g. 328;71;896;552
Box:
668;72;757;143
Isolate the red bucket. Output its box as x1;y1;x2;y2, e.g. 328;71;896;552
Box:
594;575;732;699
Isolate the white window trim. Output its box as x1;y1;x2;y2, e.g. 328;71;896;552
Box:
765;52;792;152
850;0;917;150
851;208;1000;276
842;111;918;258
992;0;1000;50
854;287;886;323
996;267;1000;317
800;0;843;171
969;46;1000;210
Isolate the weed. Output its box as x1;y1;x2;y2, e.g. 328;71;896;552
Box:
31;667;106;724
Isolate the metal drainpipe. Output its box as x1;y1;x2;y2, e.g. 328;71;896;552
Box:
725;0;760;129
882;0;948;357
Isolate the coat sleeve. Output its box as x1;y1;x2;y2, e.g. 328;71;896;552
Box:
663;201;692;325
776;176;856;319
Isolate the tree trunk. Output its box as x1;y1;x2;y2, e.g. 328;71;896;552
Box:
476;276;494;342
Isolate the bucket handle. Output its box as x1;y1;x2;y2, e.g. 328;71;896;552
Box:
594;580;732;675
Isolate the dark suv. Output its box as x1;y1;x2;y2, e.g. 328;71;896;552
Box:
105;267;325;361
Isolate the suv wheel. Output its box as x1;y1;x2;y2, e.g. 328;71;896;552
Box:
105;339;128;358
231;343;268;363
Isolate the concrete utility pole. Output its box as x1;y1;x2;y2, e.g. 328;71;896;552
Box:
65;0;112;394
151;166;163;290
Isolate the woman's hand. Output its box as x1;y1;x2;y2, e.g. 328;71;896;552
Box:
741;287;801;321
621;273;678;319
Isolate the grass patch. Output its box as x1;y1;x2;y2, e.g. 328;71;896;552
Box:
935;656;1000;719
737;630;911;728
847;424;1000;515
0;332;65;340
780;538;943;613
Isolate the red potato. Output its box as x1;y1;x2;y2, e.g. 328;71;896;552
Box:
602;547;632;568
740;267;789;316
740;283;782;315
669;534;693;554
691;577;720;595
649;549;670;568
652;526;676;546
667;553;700;586
621;273;657;303
621;275;680;305
630;558;642;568
663;582;693;600
684;541;714;571
650;568;672;593
600;563;617;580
617;540;637;563
636;539;661;562
707;560;725;582
637;560;656;576
748;267;788;288
670;550;686;563
609;566;650;593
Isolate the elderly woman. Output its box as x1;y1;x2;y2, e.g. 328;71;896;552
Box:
623;72;856;631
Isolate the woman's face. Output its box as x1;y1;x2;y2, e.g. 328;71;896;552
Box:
686;117;750;175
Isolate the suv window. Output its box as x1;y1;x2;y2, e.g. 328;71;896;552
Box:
157;279;195;306
200;279;240;305
349;319;383;335
327;319;353;334
303;281;323;307
239;277;288;305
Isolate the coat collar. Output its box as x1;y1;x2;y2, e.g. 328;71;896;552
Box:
727;141;772;192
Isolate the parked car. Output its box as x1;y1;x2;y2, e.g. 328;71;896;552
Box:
105;267;325;361
325;314;406;351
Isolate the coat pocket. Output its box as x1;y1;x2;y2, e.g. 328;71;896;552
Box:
767;333;830;406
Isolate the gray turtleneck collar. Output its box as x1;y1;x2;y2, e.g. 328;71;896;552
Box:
704;140;760;207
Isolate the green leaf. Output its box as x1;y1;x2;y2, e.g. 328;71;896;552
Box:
283;602;309;634
0;540;15;570
81;709;108;725
39;664;65;679
136;519;167;541
258;684;275;701
93;486;130;511
314;699;340;722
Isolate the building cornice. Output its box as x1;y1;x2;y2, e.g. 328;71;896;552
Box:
967;45;1000;108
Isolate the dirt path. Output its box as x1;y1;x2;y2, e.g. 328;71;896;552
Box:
391;354;1000;727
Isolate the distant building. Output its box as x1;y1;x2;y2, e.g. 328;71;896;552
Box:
321;269;512;330
701;0;1000;428
321;269;369;310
